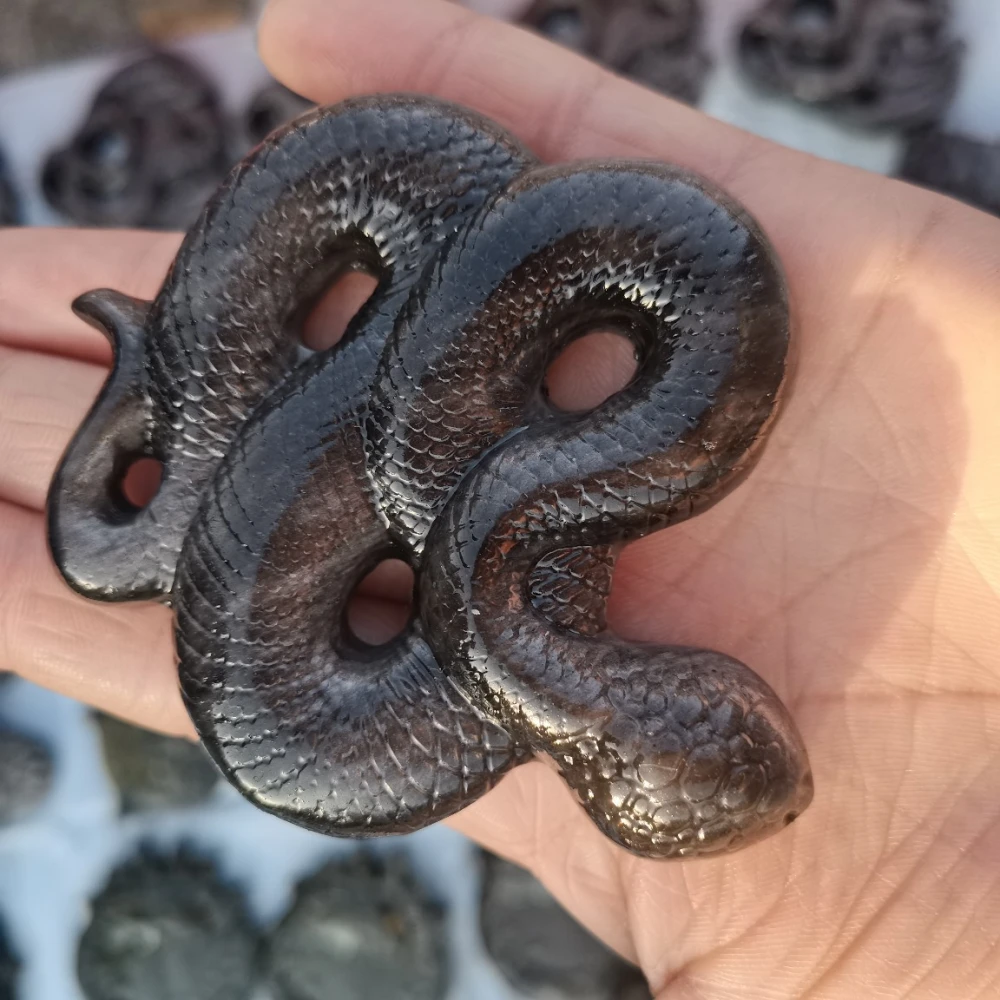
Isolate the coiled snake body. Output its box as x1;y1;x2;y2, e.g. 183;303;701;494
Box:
48;95;812;858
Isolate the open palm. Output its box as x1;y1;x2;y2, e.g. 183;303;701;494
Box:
1;0;999;995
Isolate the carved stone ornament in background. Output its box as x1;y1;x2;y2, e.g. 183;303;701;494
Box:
738;0;963;129
898;129;1000;217
520;0;712;104
480;851;652;1000
77;849;258;1000
0;150;20;226
41;51;233;230
93;712;219;813
47;95;812;860
265;854;448;1000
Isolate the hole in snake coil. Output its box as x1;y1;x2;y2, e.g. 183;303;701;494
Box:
346;559;415;647
544;330;639;413
119;457;163;510
301;269;379;352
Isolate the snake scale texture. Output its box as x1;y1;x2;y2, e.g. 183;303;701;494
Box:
48;95;813;859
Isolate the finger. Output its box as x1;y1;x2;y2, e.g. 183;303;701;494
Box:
257;0;948;333
0;228;180;364
0;501;192;736
0;345;105;510
258;0;736;168
0;264;408;515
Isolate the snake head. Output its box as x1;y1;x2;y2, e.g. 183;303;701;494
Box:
555;647;814;859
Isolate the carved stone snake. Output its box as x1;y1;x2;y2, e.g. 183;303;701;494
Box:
48;95;813;858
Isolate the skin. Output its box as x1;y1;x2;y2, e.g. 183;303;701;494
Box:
0;0;998;995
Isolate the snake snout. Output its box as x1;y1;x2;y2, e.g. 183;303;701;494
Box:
553;648;812;859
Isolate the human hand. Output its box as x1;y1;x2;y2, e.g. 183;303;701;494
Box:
2;0;999;995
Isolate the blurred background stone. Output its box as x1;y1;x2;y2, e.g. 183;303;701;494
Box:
0;730;53;825
41;50;233;229
738;0;963;129
93;713;219;813
898;128;1000;216
601;0;711;104
77;848;258;1000
479;851;652;1000
520;0;711;103
266;852;448;1000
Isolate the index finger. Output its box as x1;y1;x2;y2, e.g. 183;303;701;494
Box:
0;228;180;364
258;0;754;172
256;0;944;353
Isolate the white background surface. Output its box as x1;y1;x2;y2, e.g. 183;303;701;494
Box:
0;1;997;998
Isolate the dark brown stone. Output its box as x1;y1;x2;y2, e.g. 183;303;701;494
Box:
47;97;810;857
738;0;962;129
